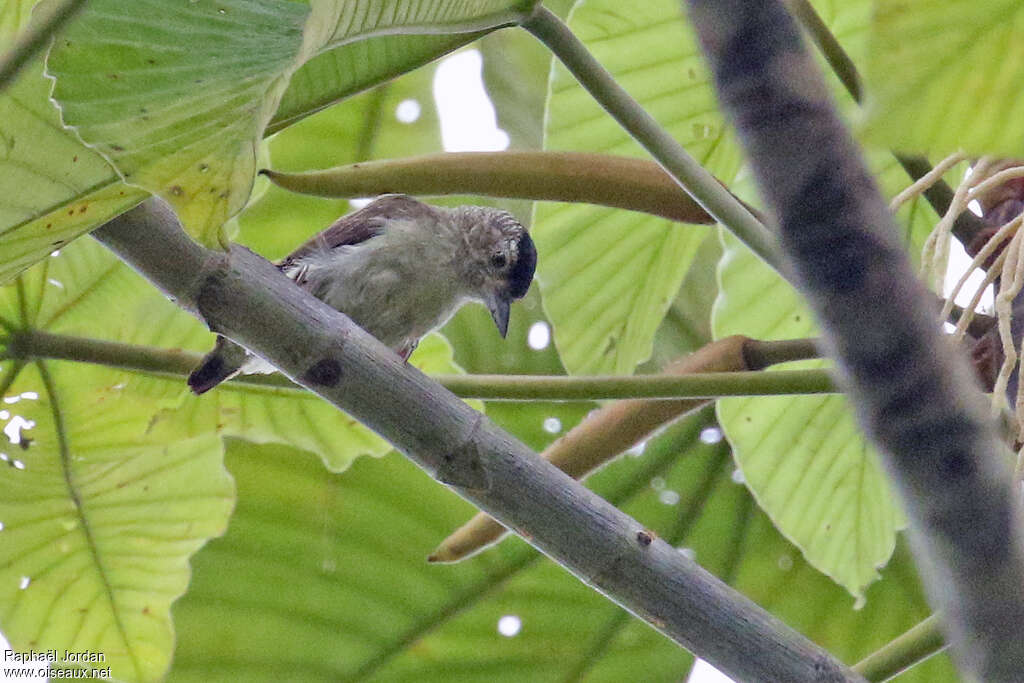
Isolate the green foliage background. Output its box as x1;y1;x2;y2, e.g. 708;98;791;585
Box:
3;0;1014;678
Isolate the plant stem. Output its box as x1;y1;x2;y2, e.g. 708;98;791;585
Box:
441;369;834;400
742;337;820;369
783;0;862;101
0;0;87;94
521;6;784;273
853;614;947;682
4;329;836;400
5;328;201;377
263;151;732;225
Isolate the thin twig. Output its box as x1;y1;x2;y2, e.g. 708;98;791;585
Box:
521;6;784;273
852;614;946;682
6;328;836;400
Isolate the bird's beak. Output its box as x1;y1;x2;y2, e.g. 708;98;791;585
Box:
487;295;511;338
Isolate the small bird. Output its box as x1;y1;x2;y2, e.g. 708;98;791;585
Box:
188;194;537;394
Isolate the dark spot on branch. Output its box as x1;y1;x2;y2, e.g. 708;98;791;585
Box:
636;530;654;547
303;358;341;387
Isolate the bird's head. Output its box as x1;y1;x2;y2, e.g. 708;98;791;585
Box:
454;206;537;337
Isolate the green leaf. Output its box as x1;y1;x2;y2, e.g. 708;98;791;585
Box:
713;148;944;601
1;0;36;38
0;359;232;682
534;0;740;375
714;228;901;601
46;0;310;246
865;0;1024;156
167;410;954;682
44;0;540;247
2;0;536;282
270;32;484;133
0;4;147;285
0;58;146;285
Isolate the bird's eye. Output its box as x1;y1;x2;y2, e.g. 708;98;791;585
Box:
490;253;508;269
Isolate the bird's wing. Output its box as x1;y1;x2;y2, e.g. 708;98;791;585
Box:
276;194;438;271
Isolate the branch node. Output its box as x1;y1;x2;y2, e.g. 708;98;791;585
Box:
193;253;232;331
436;412;490;490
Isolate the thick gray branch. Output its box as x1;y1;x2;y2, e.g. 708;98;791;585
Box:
684;1;1024;680
93;199;862;683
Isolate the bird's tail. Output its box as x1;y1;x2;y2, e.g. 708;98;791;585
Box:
188;336;248;394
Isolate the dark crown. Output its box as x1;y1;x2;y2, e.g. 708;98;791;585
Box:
506;230;536;300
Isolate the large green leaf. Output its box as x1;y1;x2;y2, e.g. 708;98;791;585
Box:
0;358;232;682
714;229;901;601
0;1;145;286
534;0;739;375
0;56;146;285
0;0;35;37
865;0;1024;156
714;151;948;601
45;0;311;245
708;0;961;601
167;410;954;682
44;0;539;247
271;32;484;133
0;0;536;285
